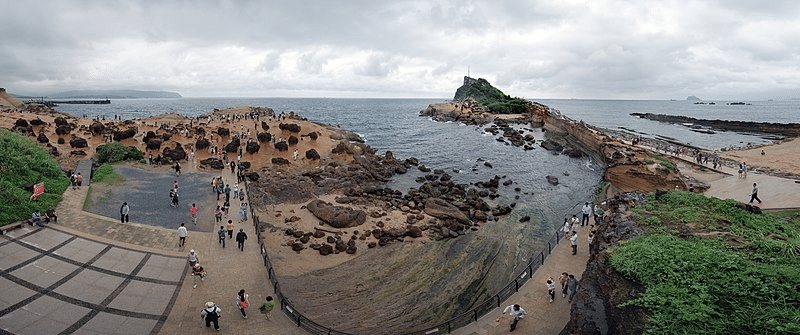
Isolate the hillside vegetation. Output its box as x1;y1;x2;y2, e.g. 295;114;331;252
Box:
0;128;69;225
453;77;532;114
610;191;800;334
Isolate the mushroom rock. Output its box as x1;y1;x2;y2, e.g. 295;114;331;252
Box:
195;138;210;150
288;136;298;146
90;122;105;135
57;138;65;144
55;125;71;135
54;117;68;127
15;119;29;128
279;123;301;133
261;121;269;131
225;137;240;153
69;137;88;148
113;127;137;141
305;148;320;160
146;139;162;150
162;142;186;161
216;127;230;137
200;158;225;169
246;141;260;154
306;199;367;228
37;132;49;143
257;132;271;143
305;132;318;141
29;119;44;126
274;141;288;152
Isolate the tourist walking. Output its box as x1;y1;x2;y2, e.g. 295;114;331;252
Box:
588;233;594;254
593;203;604;225
546;277;556;303
190;203;198;224
236;289;249;319
171;189;179;207
570;215;579;233
226;220;235;239
174;161;181;176
749;182;762;204
567;274;578;303
224;184;231;203
177;223;188;247
120;202;129;223
559;272;568;298
188;249;199;267
498;304;526;332
76;173;82;190
239;189;245;202
581;202;591;226
235;228;248;251
562;218;570;239
191;263;207;288
232;184;238;200
218;226;227;248
70;172;77;190
570;232;578;255
215;205;223;223
200;302;221;330
259;296;275;320
239;203;248;223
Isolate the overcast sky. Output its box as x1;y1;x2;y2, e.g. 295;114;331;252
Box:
3;0;800;100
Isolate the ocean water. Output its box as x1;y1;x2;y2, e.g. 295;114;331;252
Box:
51;97;794;236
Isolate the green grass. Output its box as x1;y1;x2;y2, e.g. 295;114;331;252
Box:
609;191;800;334
91;163;124;184
96;142;143;164
0;128;69;225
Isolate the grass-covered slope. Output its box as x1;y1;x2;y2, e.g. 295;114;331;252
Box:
453;77;532;114
0;128;69;225
610;191;800;334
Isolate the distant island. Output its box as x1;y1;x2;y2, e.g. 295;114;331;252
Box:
16;89;182;99
686;95;701;101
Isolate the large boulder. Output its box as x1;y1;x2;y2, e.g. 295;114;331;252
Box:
225;138;240;153
261;121;269;131
54;117;68;127
275;141;288;152
257;132;271;143
15;118;29;128
55;125;71;135
29;119;45;126
162;143;186;161
307;199;367;228
246;141;260;154
69;137;88;148
113;127;137;141
146;139;162;150
89;122;105;135
246;172;259;181
305;149;320;160
200;158;225;169
423;198;470;224
540;139;564;152
288;136;299;146
217;127;230;137
195;138;210;150
279;123;301;133
305;132;318;141
37;132;49;143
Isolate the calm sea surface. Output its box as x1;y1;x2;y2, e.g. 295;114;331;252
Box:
52;98;796;238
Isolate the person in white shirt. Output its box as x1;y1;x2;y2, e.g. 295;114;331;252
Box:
581;202;591;226
570;232;578;255
177;223;188;247
546;278;556;303
500;304;526;332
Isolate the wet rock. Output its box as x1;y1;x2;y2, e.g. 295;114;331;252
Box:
563;147;583;158
519;216;531;223
305;149;320;160
541;139;564;152
546;175;559;185
424;198;470;224
69;137;88;148
307;199;367;228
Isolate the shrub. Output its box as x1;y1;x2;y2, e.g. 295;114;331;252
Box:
0;129;69;225
92;163;123;184
97;142;143;164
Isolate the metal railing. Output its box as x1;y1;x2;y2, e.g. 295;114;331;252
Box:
245;181;575;334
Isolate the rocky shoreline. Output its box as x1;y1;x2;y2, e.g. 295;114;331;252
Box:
631;112;800;138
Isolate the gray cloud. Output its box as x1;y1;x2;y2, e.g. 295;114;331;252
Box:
3;0;800;99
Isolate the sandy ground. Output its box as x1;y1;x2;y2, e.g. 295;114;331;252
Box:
718;137;800;175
